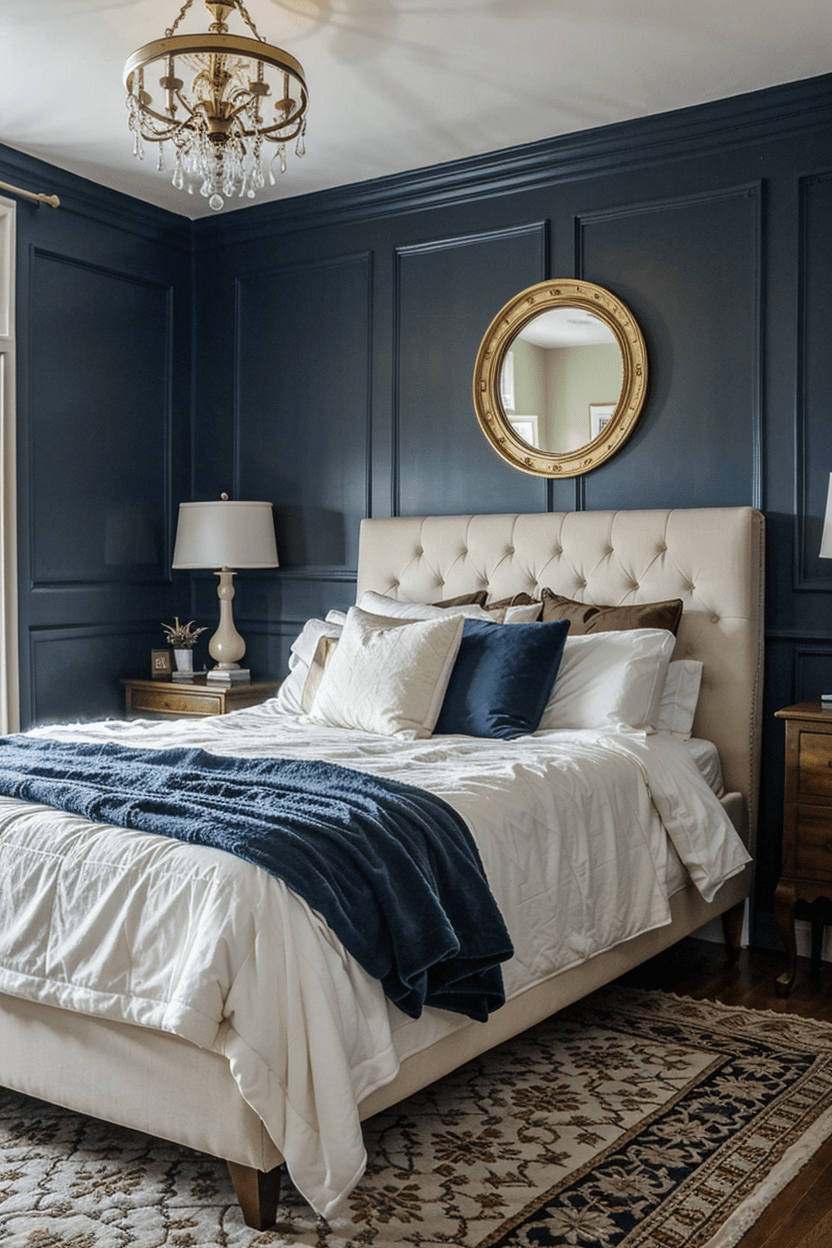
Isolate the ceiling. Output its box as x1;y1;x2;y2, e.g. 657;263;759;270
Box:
1;0;830;220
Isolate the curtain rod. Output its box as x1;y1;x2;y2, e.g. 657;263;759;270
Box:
0;179;60;209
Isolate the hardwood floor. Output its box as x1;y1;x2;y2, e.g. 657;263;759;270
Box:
620;938;832;1248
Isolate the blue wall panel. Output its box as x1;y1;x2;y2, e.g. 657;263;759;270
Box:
235;253;372;570
2;145;192;725
28;251;171;585
395;224;549;517
577;187;761;511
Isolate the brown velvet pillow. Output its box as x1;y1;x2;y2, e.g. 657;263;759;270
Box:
432;591;488;607
540;589;683;635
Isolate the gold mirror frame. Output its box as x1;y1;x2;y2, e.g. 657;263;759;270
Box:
472;279;648;477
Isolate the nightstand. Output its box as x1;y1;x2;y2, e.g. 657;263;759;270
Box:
121;676;281;720
774;701;832;996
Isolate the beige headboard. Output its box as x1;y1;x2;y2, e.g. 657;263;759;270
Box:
357;508;765;850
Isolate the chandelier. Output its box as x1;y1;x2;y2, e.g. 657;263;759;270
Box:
124;0;308;212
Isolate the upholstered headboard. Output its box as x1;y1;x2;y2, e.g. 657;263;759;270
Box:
357;508;765;849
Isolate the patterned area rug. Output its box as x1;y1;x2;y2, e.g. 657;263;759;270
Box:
3;986;832;1248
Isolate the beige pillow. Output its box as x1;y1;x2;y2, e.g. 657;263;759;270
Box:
301;634;340;712
540;589;683;635
309;606;464;738
484;593;543;624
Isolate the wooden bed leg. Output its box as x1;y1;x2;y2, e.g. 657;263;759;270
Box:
721;900;745;964
226;1160;283;1230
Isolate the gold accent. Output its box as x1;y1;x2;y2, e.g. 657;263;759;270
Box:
124;0;308;211
472;279;648;479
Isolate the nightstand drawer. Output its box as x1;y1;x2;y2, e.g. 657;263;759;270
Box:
798;732;832;799
122;677;281;719
131;689;221;716
794;804;832;879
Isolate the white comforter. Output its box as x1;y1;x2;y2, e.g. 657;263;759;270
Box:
0;705;750;1217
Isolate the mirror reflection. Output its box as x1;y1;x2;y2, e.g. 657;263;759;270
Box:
499;309;624;453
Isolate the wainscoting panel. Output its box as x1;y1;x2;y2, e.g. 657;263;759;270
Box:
576;186;762;511
28;623;163;724
794;644;832;702
395;224;550;517
798;171;832;591
234;253;372;571
28;250;172;586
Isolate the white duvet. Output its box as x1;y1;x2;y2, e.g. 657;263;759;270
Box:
0;704;750;1217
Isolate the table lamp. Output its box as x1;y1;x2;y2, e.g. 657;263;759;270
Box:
172;495;279;683
821;472;832;707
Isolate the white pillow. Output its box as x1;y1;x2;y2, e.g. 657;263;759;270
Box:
275;617;343;715
309;606;464;738
656;660;703;738
502;602;543;624
539;628;676;731
357;590;493;622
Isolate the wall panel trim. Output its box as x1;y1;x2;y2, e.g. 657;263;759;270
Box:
392;221;548;516
26;247;175;590
27;619;154;723
232;251;373;534
795;169;832;591
194;74;832;247
794;642;832;700
576;182;764;511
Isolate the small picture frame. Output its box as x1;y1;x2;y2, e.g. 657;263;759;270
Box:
589;402;616;439
151;648;173;680
509;414;539;446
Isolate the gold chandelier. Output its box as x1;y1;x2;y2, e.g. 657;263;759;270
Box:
124;0;308;212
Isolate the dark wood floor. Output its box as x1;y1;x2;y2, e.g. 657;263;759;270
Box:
620;939;832;1248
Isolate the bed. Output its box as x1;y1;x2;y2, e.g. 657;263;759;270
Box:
0;506;764;1231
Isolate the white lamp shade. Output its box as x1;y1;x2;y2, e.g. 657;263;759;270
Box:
172;500;279;569
821;473;832;560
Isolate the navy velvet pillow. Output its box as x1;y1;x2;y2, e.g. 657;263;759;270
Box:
434;618;570;740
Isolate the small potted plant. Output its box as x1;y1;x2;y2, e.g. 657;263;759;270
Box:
161;617;208;674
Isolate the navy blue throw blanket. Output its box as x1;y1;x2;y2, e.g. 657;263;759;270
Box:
0;735;513;1021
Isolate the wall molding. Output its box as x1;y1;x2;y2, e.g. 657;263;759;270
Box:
25;247;175;591
0;142;190;250
796;169;832;591
576;182;764;512
232;250;373;523
194;74;832;248
27;619;155;722
274;567;358;583
392;221;548;516
794;642;832;700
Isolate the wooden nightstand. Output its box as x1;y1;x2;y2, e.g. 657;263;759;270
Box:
122;676;281;720
774;701;832;996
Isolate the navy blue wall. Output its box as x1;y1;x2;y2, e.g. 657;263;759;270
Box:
5;72;832;943
1;147;192;724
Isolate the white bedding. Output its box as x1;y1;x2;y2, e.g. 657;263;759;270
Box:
0;704;750;1217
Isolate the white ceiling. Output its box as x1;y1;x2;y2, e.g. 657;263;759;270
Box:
1;0;830;220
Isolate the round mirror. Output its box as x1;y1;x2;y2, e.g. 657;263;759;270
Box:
473;279;648;477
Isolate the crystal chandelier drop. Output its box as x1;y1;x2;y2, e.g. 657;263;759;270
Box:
124;0;308;212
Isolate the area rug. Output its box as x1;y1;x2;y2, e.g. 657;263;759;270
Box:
3;986;832;1248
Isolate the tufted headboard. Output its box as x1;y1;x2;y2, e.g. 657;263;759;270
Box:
357;508;765;850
